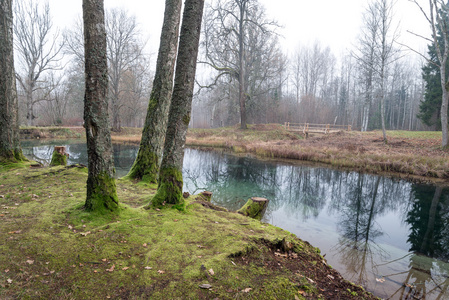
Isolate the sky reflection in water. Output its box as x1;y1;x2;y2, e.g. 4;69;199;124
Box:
22;141;449;299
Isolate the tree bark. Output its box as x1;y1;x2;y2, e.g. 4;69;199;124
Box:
127;0;182;182
150;0;205;208
82;0;118;212
0;0;23;162
238;0;247;129
237;197;269;220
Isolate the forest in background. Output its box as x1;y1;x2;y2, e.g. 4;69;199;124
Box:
12;0;441;132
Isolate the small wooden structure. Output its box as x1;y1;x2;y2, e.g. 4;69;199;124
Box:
284;122;351;135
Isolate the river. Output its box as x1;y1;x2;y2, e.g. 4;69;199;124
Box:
21;140;449;299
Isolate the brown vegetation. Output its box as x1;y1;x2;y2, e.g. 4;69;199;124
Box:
186;126;449;182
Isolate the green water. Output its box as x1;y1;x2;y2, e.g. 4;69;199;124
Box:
22;140;449;299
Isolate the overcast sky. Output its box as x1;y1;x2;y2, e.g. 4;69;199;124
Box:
47;0;430;59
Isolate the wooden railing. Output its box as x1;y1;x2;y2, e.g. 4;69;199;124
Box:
284;122;352;134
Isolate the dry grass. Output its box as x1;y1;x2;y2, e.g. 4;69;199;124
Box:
186;127;449;181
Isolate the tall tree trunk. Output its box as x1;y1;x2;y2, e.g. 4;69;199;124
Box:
442;81;449;148
150;0;205;208
380;74;388;143
238;1;247;129
0;0;23;162
82;0;118;212
127;0;182;182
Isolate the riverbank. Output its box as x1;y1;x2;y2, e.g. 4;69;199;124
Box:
0;161;376;299
20;125;449;182
186;125;449;182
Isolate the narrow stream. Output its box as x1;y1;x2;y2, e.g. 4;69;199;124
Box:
22;140;449;299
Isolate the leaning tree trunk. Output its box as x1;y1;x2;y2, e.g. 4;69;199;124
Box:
0;0;24;162
82;0;118;212
127;0;182;183
149;0;205;208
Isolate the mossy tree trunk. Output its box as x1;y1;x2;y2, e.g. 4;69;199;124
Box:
0;0;24;163
150;0;205;208
127;0;182;183
82;0;118;212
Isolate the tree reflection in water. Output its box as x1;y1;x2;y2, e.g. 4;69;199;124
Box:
21;142;449;299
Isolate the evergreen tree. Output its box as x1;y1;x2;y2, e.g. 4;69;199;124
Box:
419;42;449;130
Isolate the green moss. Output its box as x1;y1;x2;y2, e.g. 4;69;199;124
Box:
50;151;68;166
84;172;119;213
0;163;376;299
237;198;268;220
126;148;159;183
148;166;184;208
183;113;191;126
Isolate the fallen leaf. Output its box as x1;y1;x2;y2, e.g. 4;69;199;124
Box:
197;245;205;248
142;243;147;247
80;231;91;236
122;267;129;271
157;270;165;274
50;270;55;274
106;265;115;272
144;266;152;270
102;258;107;262
26;260;34;265
68;225;73;230
376;277;386;283
209;269;215;276
242;288;252;293
7;279;12;284
4;269;9;273
199;284;212;289
94;270;98;273
327;274;334;280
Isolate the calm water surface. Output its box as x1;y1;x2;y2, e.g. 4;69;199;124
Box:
22;140;449;300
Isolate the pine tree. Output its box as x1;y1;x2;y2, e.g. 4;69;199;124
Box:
419;42;449;130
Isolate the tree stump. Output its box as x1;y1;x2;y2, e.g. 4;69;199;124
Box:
201;191;213;202
50;146;69;166
237;197;269;220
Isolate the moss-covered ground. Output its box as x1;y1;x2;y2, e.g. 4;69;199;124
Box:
0;161;376;299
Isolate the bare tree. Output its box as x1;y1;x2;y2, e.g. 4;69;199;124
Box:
200;0;279;129
14;0;62;126
150;0;205;207
376;0;399;143
64;10;148;131
106;8;146;132
127;0;182;183
411;0;449;148
354;2;379;132
0;0;23;162
82;0;118;212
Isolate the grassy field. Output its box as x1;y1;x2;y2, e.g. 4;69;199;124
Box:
0;161;376;299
